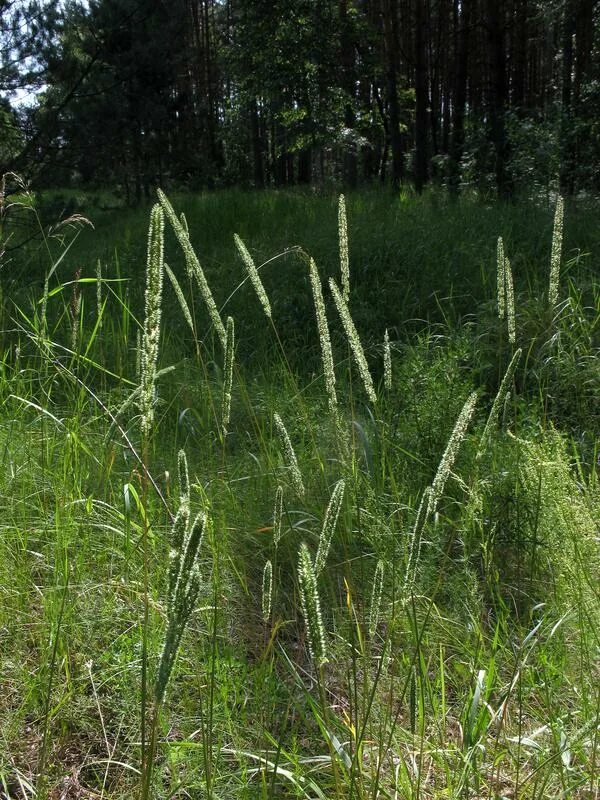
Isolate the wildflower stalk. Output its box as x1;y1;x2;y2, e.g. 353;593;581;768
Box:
314;479;346;576
329;278;377;404
234;233;272;318
549;195;564;307
309;258;337;412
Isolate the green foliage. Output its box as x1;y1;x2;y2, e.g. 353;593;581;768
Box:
0;187;598;800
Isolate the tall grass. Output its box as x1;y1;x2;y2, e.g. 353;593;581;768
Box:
0;186;598;799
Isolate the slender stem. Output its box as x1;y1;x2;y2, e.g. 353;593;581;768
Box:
317;664;343;800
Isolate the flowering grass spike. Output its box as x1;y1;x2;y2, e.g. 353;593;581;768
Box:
309;258;337;412
329;278;377;404
273;412;305;497
298;542;328;667
139;203;165;438
234;233;272;319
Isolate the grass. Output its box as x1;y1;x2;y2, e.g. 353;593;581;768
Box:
0;185;598;799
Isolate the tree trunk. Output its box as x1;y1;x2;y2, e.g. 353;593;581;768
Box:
414;0;429;192
486;0;513;199
559;0;576;195
382;0;403;190
448;0;469;195
340;0;358;188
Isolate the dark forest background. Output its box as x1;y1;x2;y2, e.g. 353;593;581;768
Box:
1;0;600;202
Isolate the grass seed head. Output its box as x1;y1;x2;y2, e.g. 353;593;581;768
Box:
430;392;478;514
338;194;350;302
477;348;522;459
383;329;392;390
505;257;516;345
496;236;506;320
549;195;564;307
314;478;346;576
309;258;337;413
329;278;377;404
139;203;165;438
273;412;305;498
262;560;273;621
234;233;272;319
368;560;385;636
221;316;235;434
404;487;432;591
157;188;226;348
298;542;328;667
273;485;284;548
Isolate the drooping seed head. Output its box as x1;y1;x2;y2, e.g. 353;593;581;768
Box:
430;392;478;514
329;278;377;404
273;412;305;498
314;479;345;576
477;348;522;459
234;233;272;319
157;189;226;348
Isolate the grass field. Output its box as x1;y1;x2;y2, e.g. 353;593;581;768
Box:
0;186;598;799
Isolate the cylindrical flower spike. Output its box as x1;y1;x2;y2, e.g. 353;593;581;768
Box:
314;479;345;576
329;278;377;404
309;258;337;413
549;195;564;307
139;203;165;438
221;316;235;434
262;560;273;621
298;542;328;667
338;194;350;302
273;412;305;498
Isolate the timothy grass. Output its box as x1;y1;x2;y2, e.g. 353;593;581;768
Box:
0;186;598;799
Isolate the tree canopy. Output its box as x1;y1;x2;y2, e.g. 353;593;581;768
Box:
2;0;600;199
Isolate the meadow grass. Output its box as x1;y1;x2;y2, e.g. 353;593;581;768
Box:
0;187;598;799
